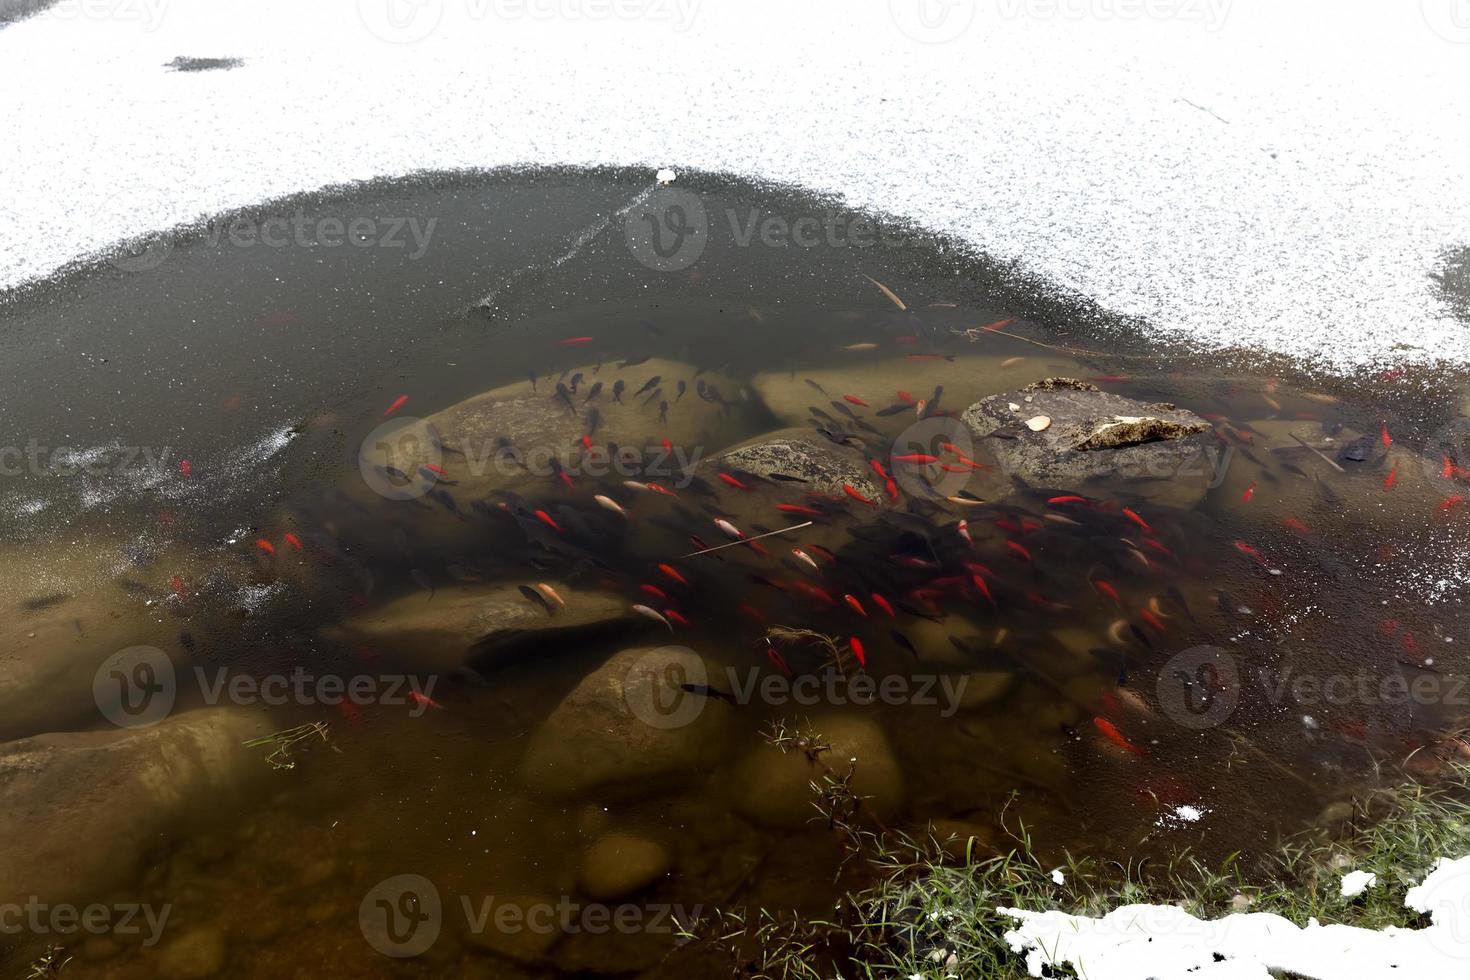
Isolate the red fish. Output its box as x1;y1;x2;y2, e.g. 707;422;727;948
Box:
1122;508;1152;533
664;609;692;628
1381;423;1392;448
739;603;767;624
1442;495;1465;513
556;336;593;346
777;503;823;517
869;458;890;479
843;394;870;407
254;539;275;556
1005;540;1032;562
409;691;445;711
1093;717;1145;757
1140;609;1167;633
1281;516;1311;534
807;544;839;563
971;574;995;605
849;637;867;667
284;533;303;552
843;484;878;507
884;479;899;503
169;575;186;596
896;390;914;404
843;594;868;617
381;394;409;419
1233;540;1266;564
893;453;940;464
1242;483;1255;502
1094;580;1122;606
870;593;895;617
794;582;836;605
534;509;562;532
422;463;449;477
718;472;753;491
580;435;594;450
639;583;669;601
178;459;193;478
1047;495;1087;506
765;645;792;676
657;563;689;585
1384;466;1398;490
981;317;1014;332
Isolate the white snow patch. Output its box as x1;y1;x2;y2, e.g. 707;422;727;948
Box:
1;0;1469;374
1157;803;1209;827
1340;870;1377;899
1002;854;1470;979
1050;868;1065;885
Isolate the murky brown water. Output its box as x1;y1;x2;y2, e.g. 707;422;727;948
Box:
2;169;1468;978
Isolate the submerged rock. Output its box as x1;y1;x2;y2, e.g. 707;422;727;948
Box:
320;580;627;671
711;428;882;500
518;646;736;800
727;714;905;828
154;927;227;979
578;833;673;900
0;708;267;910
961;379;1214;508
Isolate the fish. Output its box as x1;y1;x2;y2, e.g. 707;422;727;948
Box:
914;399;927;419
870;593;895;617
659;400;669;424
1047;495;1088;506
676;380;687;401
1442;495;1465;512
1093;716;1145;757
554;383;576;415
594;494;628;518
805;379;828;395
381;394;409;419
658;563;689;585
535;583;567;607
641;387;663;405
527;372;538;391
680;683;737;704
843;484;878;507
1000;357;1025;368
893;453;939;464
791;548;820;572
1121;508;1152;533
890;630;917;657
718;472;753;491
612;380;626;403
179;459;192;478
409;691;445;710
844;343;879;351
519;584;554;615
1005;540;1032;562
956;520;973;545
1094;580;1122;606
255;539;276;556
777;504;823;517
1242;482;1255;502
1381;423;1393;449
582;381;604;404
862;275;907;311
557;336;594;346
843;594;868;617
1384;466;1398;490
284;533;303;552
534;510;562;532
849;636;868;667
635;376;663;397
714;518;744;540
971;574;995;605
631;604;674;631
843;394;870;407
568;372;584;393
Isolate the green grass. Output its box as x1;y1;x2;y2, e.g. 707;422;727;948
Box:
682;749;1470;979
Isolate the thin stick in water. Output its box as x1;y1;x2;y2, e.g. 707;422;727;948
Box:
682;521;814;557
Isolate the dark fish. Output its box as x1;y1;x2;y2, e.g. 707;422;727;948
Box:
810;406;837;423
658;400;669;424
612;380;626;403
675;380;687;401
1339;436;1373;462
518;584;554;616
428;488;465;519
496;437;524;467
635;376;662;397
805;378;828;395
930;385;944;410
1129;624;1152;649
527;371;537;391
1166;585;1196;622
426;421;464;456
568;372;584;393
831;400;859;420
582;381;603;404
680;683;737;704
554;383;576;415
179;631;197;654
1281;462;1309;479
875;404;909;417
696;379;707;399
890;629;918;657
410;569;435;600
587;407;602;436
641;387;663;405
619;354;651;368
987;427;1025;440
22;593;69;612
767;473;809;483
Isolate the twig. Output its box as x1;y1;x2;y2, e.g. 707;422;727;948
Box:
1289;433;1346;473
682;521;813;557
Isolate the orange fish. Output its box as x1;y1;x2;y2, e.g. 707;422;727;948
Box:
665;609;692;628
556;336;593;346
1094;580;1122;606
1442;495;1465;513
843;484;878;507
1048;495;1087;506
777;504;823;517
1093;717;1146;757
893;453;939;464
1121;508;1152;533
849;637;867;667
1384;466;1398;490
1242;483;1255;502
843;394;870;407
896;390;914;404
658;563;689;585
533;509;562;532
381;394;409;419
283;533;303;552
718;472;753;491
1005;540;1032;562
971;574;995;605
843;594;868;618
254;539;275;556
1381;423;1392;448
870;593;895;617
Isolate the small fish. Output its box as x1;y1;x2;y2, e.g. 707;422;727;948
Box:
1381;423;1393;449
255;539;276;556
634;376;663;397
557;336;594;346
284;533;303;551
890;630;917;657
844;342;879;351
582;381;604;404
849;636;868;667
1242;483;1255;502
594;494;628;518
791;547;820;572
1000;356;1025;368
843;594;868;617
714;518;744;540
554;382;576;415
612;379;626;403
519;584;554;615
777;504;823;517
169;576;185;597
956;520;973;545
676;380;687;401
843;394;870;407
1005;540;1032;562
1094;580;1122;606
631;604;674;631
914;399;927;419
805;379;829;395
659;400;668;424
1442;495;1465;513
719;472;754;491
680;682;736;703
1121;508;1152;533
843;484;878;507
971;574;995;605
535;583;567;607
1384;466;1398;490
1048;495;1087;506
893;453;939;464
1093;716;1145;757
381;394;409;419
409;691;445;710
179;459;192;478
658;563;689;585
534;510;562;532
862;275;907;311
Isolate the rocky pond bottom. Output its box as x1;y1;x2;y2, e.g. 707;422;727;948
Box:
2;173;1470;978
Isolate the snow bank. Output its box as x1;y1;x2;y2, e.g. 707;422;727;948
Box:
1000;856;1470;978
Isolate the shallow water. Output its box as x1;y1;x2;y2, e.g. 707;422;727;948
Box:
2;168;1469;978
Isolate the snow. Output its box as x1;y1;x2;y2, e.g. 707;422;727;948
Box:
1002;855;1470;979
1340;870;1377;899
1;0;1468;374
